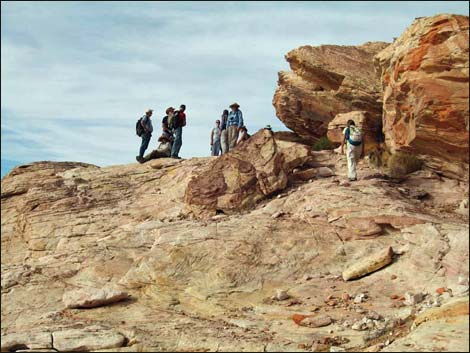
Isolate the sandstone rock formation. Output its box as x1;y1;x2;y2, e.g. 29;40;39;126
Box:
273;41;389;143
342;247;394;281
2;141;468;351
374;14;469;179
184;129;312;216
327;111;383;155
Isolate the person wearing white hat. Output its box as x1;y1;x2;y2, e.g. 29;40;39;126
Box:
227;102;243;150
136;109;154;163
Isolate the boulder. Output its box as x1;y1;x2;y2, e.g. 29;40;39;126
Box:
298;314;332;328
62;286;129;309
185;129;312;215
52;327;125;352
374;14;469;180
273;41;389;143
0;332;52;351
342;247;394;280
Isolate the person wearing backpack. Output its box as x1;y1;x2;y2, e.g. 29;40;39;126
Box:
170;104;186;159
341;119;364;181
227;102;243;150
136;109;154;163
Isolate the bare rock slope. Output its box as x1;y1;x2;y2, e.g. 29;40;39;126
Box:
2;132;469;352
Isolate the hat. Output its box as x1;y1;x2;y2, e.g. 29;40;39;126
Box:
146;109;153;114
229;102;240;108
264;125;272;130
158;134;170;142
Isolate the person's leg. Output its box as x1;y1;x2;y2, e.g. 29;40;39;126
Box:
347;144;357;180
220;130;228;154
142;149;166;163
139;133;151;159
214;140;221;156
171;127;182;157
229;125;239;150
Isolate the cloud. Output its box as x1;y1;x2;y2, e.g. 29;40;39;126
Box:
1;1;469;167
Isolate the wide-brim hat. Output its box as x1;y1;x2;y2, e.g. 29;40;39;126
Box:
229;102;240;108
158;135;170;142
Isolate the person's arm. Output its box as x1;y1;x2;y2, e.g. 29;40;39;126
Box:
237;111;243;128
210;129;214;145
341;129;346;154
141;117;148;133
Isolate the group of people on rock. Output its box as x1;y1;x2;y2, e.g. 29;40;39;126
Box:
136;104;186;163
210;102;250;156
136;102;252;163
135;103;363;183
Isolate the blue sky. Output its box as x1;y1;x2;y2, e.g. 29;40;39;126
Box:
1;1;469;177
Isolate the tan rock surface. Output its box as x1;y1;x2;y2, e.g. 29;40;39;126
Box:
374;14;469;180
2;144;468;351
273;41;388;143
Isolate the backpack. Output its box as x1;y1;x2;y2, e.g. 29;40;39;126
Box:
136;117;145;136
168;111;179;130
348;126;362;146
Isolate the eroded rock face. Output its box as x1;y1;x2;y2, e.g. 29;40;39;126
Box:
374;14;469;179
273;41;389;143
184;129;312;216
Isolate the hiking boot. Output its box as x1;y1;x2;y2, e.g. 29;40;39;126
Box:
136;156;144;163
348;177;357;182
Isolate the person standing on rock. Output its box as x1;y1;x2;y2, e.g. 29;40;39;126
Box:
220;109;229;154
136;109;154;163
162;107;175;143
341;119;363;181
171;104;186;159
227;103;243;150
210;119;222;156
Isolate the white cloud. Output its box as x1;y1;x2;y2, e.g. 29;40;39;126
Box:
1;1;468;166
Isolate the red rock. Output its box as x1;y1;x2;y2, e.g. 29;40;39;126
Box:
375;14;469;180
273;42;389;143
185;129;312;216
341;293;351;301
391;275;397;280
436;287;447;295
390;294;399;299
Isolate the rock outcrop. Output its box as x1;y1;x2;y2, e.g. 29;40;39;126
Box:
374;14;469;179
184;129;312;216
273;41;389;143
2;144;468;351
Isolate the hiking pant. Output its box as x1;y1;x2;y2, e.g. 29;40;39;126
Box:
139;133;152;158
142;149;169;163
171;127;182;157
228;125;239;150
211;140;221;156
346;143;362;180
220;129;229;154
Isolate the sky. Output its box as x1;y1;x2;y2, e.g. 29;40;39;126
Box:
1;1;469;177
